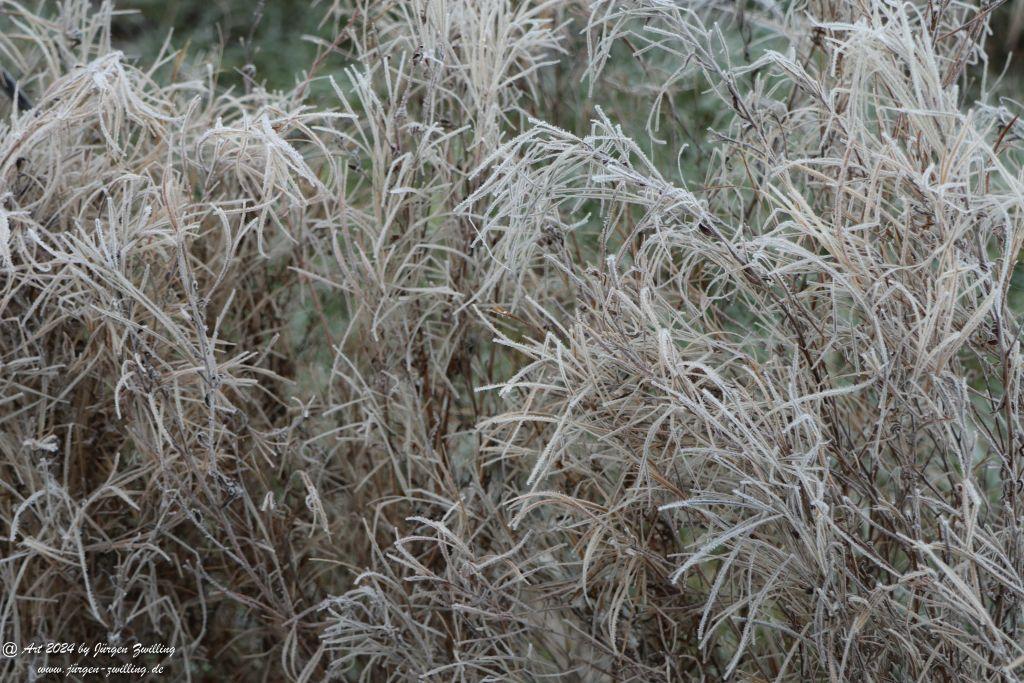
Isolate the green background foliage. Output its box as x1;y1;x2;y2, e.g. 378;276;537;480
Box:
115;0;325;90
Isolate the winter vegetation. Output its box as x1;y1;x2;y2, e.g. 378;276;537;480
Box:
2;0;1024;680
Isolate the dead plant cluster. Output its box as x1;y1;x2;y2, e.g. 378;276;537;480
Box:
1;0;1023;680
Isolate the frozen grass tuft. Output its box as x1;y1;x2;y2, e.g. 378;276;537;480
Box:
2;0;1024;680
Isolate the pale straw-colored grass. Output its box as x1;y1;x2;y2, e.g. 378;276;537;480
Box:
1;0;1022;680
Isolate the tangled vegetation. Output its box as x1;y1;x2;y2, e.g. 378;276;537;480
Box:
2;0;1024;680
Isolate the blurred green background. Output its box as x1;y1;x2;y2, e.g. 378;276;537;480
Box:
113;0;330;90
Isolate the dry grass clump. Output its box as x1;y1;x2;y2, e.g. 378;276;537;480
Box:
2;0;1024;680
0;2;347;679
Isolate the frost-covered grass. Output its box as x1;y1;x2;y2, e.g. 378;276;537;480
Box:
2;1;1024;681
